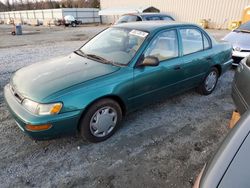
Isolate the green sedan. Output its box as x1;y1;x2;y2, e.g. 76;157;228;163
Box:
4;22;232;142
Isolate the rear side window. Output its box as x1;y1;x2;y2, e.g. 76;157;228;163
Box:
145;16;161;21
144;30;179;61
161;16;174;21
180;28;203;55
117;15;141;23
203;34;210;49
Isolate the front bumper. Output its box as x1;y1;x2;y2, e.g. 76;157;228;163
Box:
4;84;82;139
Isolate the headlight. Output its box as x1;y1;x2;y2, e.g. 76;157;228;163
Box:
22;99;62;115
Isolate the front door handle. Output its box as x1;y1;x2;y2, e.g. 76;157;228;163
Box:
174;66;181;70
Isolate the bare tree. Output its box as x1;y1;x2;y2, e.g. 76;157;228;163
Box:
0;1;7;11
5;0;11;11
0;0;99;12
25;0;31;10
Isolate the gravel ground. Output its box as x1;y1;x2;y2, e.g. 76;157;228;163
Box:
0;25;233;188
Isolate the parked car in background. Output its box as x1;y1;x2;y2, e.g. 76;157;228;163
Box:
193;109;250;188
232;56;250;115
64;15;82;27
4;22;232;142
115;13;175;24
222;21;250;65
193;56;250;188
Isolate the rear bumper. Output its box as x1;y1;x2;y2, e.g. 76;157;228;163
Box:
4;84;82;140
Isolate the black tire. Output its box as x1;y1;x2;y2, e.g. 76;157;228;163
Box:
71;22;76;27
79;98;122;143
198;67;219;95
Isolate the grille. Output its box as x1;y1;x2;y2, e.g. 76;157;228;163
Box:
10;85;24;103
232;56;244;64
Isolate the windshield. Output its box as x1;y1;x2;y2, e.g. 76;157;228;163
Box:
80;27;148;65
235;21;250;32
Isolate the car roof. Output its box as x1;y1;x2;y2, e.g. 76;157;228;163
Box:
123;12;171;16
113;21;199;33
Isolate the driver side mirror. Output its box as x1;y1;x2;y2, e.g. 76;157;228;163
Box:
139;56;159;67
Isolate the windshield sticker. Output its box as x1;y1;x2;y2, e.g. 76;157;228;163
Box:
129;30;148;38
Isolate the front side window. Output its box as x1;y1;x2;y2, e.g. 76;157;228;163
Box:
144;30;179;61
80;28;148;65
180;28;203;55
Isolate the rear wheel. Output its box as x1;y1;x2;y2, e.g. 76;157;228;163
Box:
79;99;122;142
71;22;76;27
198;67;219;95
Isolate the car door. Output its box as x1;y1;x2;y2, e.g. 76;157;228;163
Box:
178;27;212;89
131;29;185;107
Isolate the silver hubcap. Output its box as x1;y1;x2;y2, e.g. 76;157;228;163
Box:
90;106;117;137
205;71;217;92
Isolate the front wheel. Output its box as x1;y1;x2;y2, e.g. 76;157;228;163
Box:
198;67;219;95
79;99;122;142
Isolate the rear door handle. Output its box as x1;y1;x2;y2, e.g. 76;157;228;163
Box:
206;57;212;61
174;66;181;70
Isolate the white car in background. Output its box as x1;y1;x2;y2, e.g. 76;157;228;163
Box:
222;21;250;65
64;15;82;27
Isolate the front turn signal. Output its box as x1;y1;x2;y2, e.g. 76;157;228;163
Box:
25;124;52;131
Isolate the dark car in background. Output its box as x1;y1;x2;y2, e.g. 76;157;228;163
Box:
115;13;175;24
222;21;250;65
232;56;250;115
193;110;250;188
193;56;250;188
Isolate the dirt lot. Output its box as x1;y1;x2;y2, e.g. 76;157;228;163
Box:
0;24;233;188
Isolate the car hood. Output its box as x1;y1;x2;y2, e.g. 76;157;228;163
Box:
11;52;120;102
223;31;250;51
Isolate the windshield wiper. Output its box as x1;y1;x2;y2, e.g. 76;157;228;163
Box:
85;53;110;63
85;53;125;67
74;50;125;67
74;49;87;57
234;29;250;33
